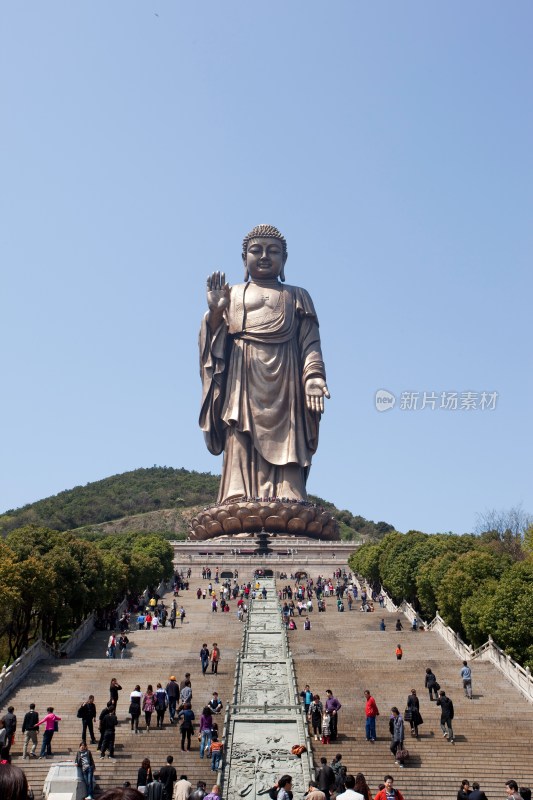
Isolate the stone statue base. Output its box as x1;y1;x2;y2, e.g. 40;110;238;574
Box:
190;500;339;541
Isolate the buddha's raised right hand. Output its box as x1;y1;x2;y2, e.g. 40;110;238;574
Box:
206;271;230;332
206;271;230;313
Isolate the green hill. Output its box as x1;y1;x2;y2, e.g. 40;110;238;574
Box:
0;467;394;541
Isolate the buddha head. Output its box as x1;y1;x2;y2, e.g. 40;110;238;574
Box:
242;224;288;282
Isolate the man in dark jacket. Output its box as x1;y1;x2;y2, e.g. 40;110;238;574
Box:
159;755;178;800
317;757;335;800
99;707;117;759
330;754;345;793
436;690;454;743
147;771;165;800
166;676;179;723
3;706;16;755
468;782;488;800
97;701;114;752
22;703;39;759
79;695;97;744
190;780;207;800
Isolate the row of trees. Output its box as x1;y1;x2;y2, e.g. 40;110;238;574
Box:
0;526;174;664
349;526;533;669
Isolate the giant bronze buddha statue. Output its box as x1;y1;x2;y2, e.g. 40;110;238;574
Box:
193;225;337;540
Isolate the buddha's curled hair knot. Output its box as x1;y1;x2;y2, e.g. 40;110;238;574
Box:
242;224;288;261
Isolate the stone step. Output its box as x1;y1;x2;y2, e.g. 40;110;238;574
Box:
2;585;244;796
289;588;533;800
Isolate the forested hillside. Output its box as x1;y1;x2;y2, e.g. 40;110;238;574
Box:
0;467;394;541
0;467;219;536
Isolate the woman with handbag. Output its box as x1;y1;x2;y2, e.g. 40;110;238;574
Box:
36;707;61;759
405;689;423;738
308;694;323;741
137;757;153;795
389;707;407;768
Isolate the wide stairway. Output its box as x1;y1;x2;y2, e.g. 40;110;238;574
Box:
2;583;243;796
290;593;533;800
4;578;533;799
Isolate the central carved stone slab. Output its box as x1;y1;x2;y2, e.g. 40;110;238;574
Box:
239;662;292;706
244;633;284;659
224;577;313;800
226;721;308;800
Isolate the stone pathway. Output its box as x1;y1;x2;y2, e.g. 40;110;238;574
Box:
223;578;313;800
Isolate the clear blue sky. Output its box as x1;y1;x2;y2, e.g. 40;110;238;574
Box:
2;1;532;534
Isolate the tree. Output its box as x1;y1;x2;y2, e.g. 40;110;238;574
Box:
131;535;174;580
100;552;128;605
416;551;460;619
0;542;22;653
378;531;444;604
7;555;57;660
475;505;532;538
475;505;531;560
349;544;381;586
523;523;533;556
436;550;510;635
461;579;500;648
471;561;533;668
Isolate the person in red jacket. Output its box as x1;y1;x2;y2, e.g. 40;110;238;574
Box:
364;690;379;742
374;775;404;800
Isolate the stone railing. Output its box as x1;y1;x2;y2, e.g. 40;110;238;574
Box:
357;578;533;705
59;612;97;657
0;576;172;704
473;636;533;701
426;613;474;660
0;640;57;706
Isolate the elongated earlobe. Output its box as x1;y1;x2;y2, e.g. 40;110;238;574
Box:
244;266;249;281
280;265;286;282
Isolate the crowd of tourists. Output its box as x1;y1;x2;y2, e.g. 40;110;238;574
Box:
266;770;531;800
2;665;227;800
1;568;530;800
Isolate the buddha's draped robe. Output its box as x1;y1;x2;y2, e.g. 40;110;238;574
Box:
199;282;327;502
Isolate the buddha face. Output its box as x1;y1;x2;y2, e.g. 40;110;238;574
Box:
245;237;286;281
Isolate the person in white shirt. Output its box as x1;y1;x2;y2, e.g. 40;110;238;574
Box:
335;775;364;800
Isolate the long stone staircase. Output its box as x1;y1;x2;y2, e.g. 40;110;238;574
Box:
290;593;533;800
1;584;243;796
3;576;533;800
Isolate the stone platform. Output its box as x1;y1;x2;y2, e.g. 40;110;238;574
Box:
172;536;358;578
190;500;339;540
